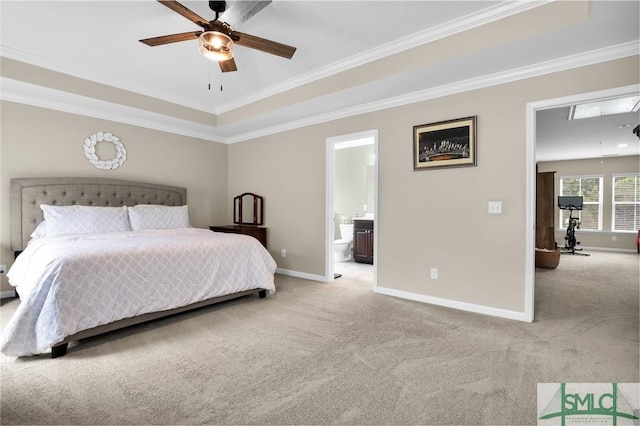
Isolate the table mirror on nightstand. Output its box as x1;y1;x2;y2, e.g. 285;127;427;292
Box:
234;193;263;225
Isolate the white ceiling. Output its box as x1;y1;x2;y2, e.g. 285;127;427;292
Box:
1;0;639;160
536;108;639;162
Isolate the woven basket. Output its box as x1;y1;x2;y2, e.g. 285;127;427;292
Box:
535;248;561;269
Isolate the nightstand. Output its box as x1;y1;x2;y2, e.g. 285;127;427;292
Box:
209;225;268;248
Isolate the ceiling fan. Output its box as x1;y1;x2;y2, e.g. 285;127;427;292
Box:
139;0;296;73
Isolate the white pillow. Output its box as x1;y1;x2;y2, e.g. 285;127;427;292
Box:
40;205;130;236
30;220;47;239
128;205;190;231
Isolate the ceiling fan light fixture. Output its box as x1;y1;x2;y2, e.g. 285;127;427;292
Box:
199;31;233;61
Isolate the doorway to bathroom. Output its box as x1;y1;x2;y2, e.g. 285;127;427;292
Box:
325;129;378;288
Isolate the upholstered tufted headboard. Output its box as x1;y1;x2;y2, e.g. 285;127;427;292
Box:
10;177;187;252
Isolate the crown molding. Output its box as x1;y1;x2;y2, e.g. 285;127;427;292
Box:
2;42;637;145
0;45;215;115
0;2;547;118
226;41;640;143
215;0;551;114
0;77;225;143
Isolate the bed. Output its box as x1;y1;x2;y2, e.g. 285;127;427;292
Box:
1;177;276;358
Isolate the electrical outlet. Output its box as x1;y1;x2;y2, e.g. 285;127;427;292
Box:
0;264;6;276
281;249;286;257
430;268;438;279
612;235;617;241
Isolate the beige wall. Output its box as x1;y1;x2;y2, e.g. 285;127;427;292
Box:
227;133;327;273
228;56;639;314
0;101;228;293
1;55;637;315
538;156;639;251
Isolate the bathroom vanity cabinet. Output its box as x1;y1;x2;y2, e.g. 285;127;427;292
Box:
353;219;374;264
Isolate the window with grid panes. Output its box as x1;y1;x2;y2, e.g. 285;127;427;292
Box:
613;174;640;232
558;176;603;230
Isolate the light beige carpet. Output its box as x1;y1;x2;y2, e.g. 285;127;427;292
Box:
0;251;638;425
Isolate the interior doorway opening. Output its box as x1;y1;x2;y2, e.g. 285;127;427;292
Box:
526;84;638;321
325;130;378;287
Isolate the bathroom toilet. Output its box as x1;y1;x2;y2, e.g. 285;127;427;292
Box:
334;223;354;261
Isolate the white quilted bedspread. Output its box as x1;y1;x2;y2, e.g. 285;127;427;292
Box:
1;228;276;357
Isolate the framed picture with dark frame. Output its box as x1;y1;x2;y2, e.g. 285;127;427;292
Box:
413;115;477;170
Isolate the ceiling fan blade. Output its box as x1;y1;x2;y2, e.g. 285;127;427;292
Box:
157;0;212;29
232;31;296;59
220;1;271;27
139;31;202;46
219;57;238;73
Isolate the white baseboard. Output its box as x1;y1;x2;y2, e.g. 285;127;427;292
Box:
578;246;637;254
374;286;530;322
0;290;17;299
276;269;530;321
275;268;328;282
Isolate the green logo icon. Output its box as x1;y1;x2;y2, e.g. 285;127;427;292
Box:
538;383;639;425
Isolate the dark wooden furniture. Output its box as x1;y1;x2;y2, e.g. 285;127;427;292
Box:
353;219;374;264
210;225;268;248
234;193;264;225
536;171;556;250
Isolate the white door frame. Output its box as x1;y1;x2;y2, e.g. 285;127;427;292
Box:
524;84;639;322
325;129;379;286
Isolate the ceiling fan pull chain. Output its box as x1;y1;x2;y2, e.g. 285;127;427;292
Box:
208;61;212;90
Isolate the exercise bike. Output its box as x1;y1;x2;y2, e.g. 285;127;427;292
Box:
558;196;590;256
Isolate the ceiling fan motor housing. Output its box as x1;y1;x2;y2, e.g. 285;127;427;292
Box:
209;1;226;15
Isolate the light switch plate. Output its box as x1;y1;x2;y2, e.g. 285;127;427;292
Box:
488;201;502;214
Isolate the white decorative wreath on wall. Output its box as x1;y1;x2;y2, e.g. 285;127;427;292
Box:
83;131;127;170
